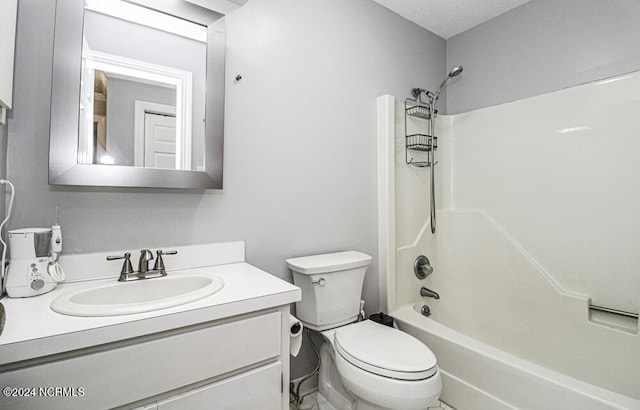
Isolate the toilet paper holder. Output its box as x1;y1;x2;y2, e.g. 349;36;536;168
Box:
289;314;303;357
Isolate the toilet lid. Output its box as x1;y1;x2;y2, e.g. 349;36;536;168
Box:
334;320;438;380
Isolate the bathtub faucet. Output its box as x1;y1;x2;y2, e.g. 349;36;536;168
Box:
420;287;440;299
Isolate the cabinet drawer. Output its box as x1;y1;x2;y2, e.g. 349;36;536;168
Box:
0;311;281;410
158;362;282;410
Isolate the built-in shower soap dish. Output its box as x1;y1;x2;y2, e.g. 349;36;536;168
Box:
588;304;638;334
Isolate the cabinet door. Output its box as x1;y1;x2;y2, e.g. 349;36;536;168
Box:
0;312;281;410
158;362;282;410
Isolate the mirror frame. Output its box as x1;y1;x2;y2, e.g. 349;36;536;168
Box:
49;0;225;189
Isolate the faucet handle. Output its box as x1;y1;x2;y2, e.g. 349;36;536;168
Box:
107;252;134;279
414;255;434;279
153;250;177;274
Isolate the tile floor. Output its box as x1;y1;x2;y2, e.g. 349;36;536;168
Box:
430;400;455;410
289;391;455;410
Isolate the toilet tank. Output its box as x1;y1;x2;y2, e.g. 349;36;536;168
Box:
287;251;372;331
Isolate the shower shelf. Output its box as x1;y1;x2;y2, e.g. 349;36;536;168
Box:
404;99;438;168
407;160;431;168
407;134;437;152
406;105;432;120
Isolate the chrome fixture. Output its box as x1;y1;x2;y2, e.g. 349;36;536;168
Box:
411;66;463;101
138;249;154;274
152;249;178;272
435;66;464;98
420;287;440;299
420;305;431;317
414;255;434;279
406;66;463;233
107;249;177;282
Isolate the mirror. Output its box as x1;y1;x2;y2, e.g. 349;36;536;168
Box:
49;0;226;189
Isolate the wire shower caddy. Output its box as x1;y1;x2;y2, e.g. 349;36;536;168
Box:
404;97;438;168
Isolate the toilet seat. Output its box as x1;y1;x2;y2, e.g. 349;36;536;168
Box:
333;320;438;380
330;321;442;410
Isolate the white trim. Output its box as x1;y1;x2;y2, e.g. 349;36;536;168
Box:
84;50;193;170
134;101;179;168
85;0;207;42
376;95;397;312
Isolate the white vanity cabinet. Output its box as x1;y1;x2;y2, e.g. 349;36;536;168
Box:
0;0;18;124
1;309;289;409
155;362;282;409
0;243;301;410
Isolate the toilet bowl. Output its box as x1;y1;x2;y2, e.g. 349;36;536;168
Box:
287;251;442;409
318;320;441;410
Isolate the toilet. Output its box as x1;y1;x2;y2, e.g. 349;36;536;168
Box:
287;251;442;410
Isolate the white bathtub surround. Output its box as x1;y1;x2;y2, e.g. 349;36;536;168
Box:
451;71;640;315
377;71;640;410
0;241;301;409
393;211;640;409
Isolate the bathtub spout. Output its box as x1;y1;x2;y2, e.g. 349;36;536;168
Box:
420;287;440;299
420;305;431;317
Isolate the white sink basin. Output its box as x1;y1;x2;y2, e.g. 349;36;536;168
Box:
51;274;224;317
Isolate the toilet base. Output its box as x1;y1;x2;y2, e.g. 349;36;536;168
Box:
317;342;357;410
316;339;439;410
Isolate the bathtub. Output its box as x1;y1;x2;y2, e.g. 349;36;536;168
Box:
391;305;640;410
376;95;640;409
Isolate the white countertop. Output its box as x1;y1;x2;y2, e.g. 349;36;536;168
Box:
0;262;301;365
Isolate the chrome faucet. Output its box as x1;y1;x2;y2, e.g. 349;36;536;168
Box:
420;286;440;299
107;249;177;282
138;249;154;274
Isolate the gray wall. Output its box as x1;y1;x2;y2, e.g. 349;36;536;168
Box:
0;124;6;179
0;123;6;217
5;0;445;378
0;123;5;178
106;77;176;166
446;0;640;114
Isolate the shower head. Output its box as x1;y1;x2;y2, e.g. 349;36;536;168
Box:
435;65;464;97
449;66;463;77
411;66;463;102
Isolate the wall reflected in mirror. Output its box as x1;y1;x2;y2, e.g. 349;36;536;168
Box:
79;0;207;171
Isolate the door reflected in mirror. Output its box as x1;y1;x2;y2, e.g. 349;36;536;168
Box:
79;0;206;171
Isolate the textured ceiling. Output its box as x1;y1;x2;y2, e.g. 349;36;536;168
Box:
372;0;531;39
